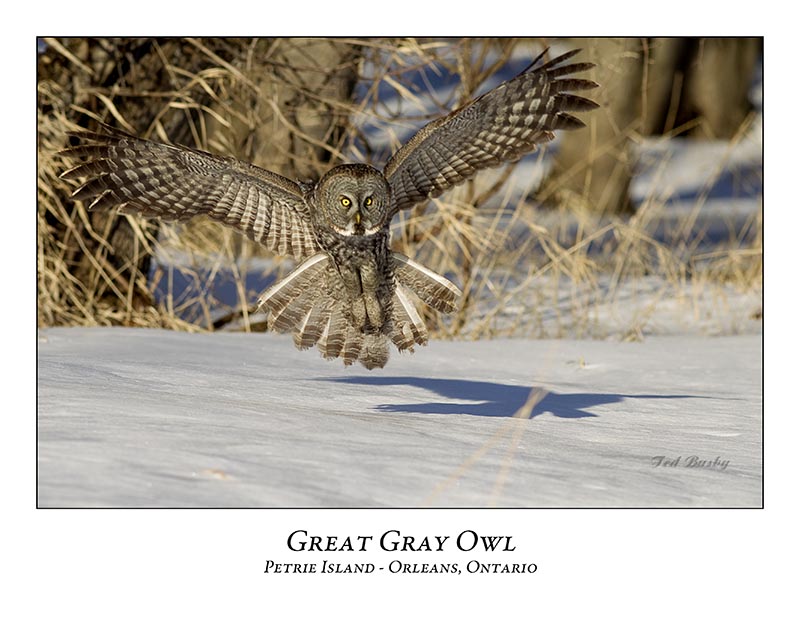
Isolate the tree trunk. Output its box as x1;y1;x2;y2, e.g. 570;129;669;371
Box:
538;38;644;214
225;38;361;180
538;37;761;214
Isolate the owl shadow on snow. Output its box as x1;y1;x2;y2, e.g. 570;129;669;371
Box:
319;376;702;419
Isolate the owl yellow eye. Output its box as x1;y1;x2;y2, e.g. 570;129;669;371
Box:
364;196;373;207
340;197;351;208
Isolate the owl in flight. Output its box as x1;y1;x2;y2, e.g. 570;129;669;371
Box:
61;48;598;369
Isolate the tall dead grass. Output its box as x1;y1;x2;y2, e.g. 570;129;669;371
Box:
38;37;762;340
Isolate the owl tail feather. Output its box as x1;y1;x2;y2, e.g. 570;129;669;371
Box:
258;251;460;370
390;285;429;351
357;334;390;370
258;255;391;369
392;252;461;313
386;253;462;355
257;253;330;323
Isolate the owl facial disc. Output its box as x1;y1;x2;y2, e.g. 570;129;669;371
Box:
317;164;390;237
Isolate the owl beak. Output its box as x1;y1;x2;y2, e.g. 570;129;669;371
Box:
354;211;361;225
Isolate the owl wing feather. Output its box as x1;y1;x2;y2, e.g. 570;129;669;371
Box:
383;48;599;215
60;124;319;260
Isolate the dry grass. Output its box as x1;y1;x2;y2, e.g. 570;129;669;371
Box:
38;37;762;341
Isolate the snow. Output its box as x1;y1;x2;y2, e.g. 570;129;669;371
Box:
37;327;761;507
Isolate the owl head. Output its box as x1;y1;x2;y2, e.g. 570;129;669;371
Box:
314;164;391;237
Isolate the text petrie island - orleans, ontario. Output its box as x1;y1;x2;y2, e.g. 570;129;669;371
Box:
264;560;538;574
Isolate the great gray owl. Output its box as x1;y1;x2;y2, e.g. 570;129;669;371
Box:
60;48;598;369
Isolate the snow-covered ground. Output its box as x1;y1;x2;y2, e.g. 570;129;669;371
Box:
37;327;761;507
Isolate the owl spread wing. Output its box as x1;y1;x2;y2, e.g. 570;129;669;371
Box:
60;125;319;260
383;48;599;215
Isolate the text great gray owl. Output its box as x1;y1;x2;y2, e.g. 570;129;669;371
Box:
61;48;599;369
